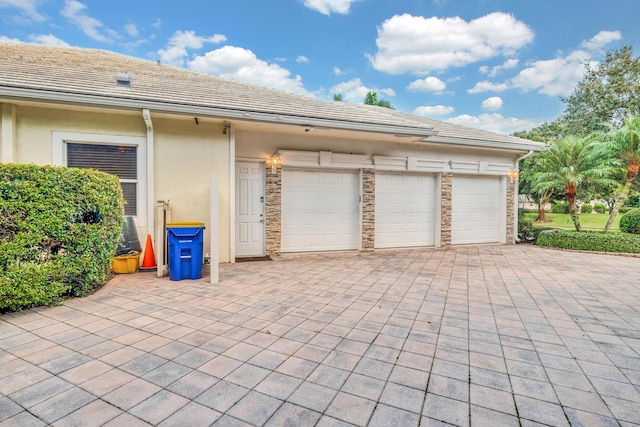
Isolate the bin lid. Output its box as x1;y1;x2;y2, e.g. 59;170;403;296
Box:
166;221;205;228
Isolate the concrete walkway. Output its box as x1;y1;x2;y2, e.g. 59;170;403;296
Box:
1;245;640;426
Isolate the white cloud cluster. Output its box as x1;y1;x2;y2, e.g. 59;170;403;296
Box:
479;58;519;77
408;77;446;93
303;0;357;15
369;12;534;74
481;96;503;111
329;78;395;103
189;45;308;95
0;0;46;22
413;105;454;117
469;31;621;97
447;113;541;135
61;0;116;43
157;30;227;66
29;34;69;46
296;55;310;63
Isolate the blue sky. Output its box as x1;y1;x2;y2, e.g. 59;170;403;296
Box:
1;0;637;135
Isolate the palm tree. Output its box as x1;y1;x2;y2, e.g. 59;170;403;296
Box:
603;115;640;232
532;135;617;231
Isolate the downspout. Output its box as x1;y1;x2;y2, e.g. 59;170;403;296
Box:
142;109;156;273
513;150;534;242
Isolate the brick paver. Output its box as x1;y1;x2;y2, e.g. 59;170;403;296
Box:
1;245;640;426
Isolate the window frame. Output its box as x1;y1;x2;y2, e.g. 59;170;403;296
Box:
53;132;147;226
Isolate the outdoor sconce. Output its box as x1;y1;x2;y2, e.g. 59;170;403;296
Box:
508;169;519;184
269;152;280;175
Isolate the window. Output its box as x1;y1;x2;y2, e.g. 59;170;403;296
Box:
67;143;138;215
53;132;146;225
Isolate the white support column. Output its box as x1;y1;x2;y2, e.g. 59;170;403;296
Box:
1;104;16;163
210;175;219;284
229;124;236;263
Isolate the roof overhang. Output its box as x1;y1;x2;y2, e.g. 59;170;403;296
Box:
0;86;439;139
419;134;546;152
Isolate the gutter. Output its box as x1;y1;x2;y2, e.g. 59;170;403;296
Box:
142;109;157;275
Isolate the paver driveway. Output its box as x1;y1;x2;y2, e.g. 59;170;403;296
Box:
1;245;640;426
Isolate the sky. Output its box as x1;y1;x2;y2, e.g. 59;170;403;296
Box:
0;0;638;136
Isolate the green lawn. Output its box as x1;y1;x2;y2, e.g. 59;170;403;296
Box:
522;212;620;231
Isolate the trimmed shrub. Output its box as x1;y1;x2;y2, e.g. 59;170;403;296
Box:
620;209;640;235
619;206;636;215
580;204;593;214
518;218;535;242
536;229;640;254
552;202;569;214
0;164;124;312
594;203;606;214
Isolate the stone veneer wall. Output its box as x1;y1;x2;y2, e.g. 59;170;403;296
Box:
361;169;375;251
265;164;281;256
440;172;452;246
506;180;515;244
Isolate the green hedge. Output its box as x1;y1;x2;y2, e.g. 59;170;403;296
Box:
580;204;593;214
0;164;124;312
536;229;640;254
552;202;569;214
620;209;640;234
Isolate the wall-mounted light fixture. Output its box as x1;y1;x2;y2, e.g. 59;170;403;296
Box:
269;152;281;175
223;122;231;135
508;169;519;184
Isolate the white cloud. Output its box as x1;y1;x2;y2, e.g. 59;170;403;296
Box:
0;0;46;22
414;105;454;117
369;12;533;74
480;58;519;77
511;50;593;96
188;45;308;95
329;78;394;103
28;34;69;46
447;113;541;135
333;66;344;76
581;30;622;51
296;55;309;63
61;0;114;43
125;24;138;37
157;30;227;66
482;96;503;111
303;0;357;15
152;18;161;29
408;76;446;92
467;80;509;94
0;35;21;43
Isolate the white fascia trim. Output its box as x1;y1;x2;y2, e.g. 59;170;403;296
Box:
0;87;438;138
419;135;545;152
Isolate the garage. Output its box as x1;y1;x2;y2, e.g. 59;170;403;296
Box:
281;169;358;252
451;176;501;244
375;172;436;248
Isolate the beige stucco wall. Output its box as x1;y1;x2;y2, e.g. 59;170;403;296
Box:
4;103;232;263
153;118;231;263
234;129;517;165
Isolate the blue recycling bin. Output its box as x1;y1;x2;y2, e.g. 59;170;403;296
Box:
166;222;205;281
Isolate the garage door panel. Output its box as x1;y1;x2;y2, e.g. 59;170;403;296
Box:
375;172;435;249
452;176;500;244
282;169;358;252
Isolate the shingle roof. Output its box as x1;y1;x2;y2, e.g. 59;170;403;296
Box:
0;42;543;150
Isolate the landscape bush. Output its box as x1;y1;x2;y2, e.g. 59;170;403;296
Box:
619;209;640;235
536;229;640;253
580;204;593;214
0;164;124;312
594;203;606;214
552;202;569;214
517;218;535;242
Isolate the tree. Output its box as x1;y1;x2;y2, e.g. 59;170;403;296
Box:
333;93;344;102
561;45;640;136
602;115;640;231
364;91;394;109
531;135;616;231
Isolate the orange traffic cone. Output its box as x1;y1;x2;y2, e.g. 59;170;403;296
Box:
140;234;157;272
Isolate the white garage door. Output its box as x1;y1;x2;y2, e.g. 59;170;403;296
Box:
375;172;436;248
282;169;358;252
452;176;501;244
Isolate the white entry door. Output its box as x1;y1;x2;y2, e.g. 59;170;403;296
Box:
281;169;358;252
375;172;436;248
236;162;265;256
